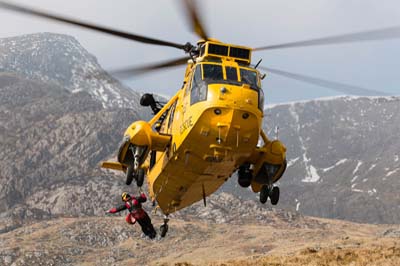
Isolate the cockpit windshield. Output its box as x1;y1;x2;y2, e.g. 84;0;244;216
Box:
200;63;259;89
225;66;238;81
191;63;263;110
203;64;223;81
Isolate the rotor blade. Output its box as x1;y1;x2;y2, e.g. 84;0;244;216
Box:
260;66;389;96
254;26;400;51
109;57;190;77
0;1;185;50
182;0;209;40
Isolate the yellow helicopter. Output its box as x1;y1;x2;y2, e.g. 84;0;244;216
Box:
1;0;397;235
104;38;287;211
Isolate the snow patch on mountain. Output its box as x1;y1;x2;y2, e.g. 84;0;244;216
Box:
322;159;348;172
386;169;399;176
367;189;377;196
295;199;301;211
0;33;142;110
351;176;358;183
288;104;321;183
368;164;376;171
288;157;299;167
302;165;321;183
353;161;363;175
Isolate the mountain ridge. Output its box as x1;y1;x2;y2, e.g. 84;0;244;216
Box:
0;32;142;109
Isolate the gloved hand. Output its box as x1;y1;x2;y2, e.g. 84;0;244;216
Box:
106;208;117;214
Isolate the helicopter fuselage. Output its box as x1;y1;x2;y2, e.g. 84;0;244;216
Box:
103;41;287;215
147;81;263;213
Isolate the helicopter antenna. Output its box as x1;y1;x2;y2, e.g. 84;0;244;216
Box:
254;58;262;69
275;126;280;140
202;183;207;207
188;52;196;63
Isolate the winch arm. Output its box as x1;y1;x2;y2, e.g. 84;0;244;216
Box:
148;93;179;127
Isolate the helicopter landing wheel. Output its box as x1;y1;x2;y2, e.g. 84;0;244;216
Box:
160;216;170;238
238;164;252;188
260;185;270;204
126;165;135;185
270;186;280;205
238;177;252;188
135;168;145;187
160;224;169;238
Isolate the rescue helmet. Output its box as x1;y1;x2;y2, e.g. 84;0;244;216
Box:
121;192;131;202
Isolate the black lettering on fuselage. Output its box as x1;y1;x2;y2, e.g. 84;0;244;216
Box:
180;116;193;134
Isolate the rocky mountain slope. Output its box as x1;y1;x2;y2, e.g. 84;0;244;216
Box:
1;197;399;266
0;72;141;225
222;96;400;224
0;33;148;228
0;33;142;109
267;97;400;224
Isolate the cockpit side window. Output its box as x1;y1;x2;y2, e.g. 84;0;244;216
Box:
190;65;207;105
184;72;192;96
167;101;177;132
239;68;263;110
240;68;259;89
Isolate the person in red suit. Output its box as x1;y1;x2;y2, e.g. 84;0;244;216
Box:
107;192;156;239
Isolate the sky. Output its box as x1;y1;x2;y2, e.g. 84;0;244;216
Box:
1;0;400;104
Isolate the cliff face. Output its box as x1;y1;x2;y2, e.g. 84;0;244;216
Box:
0;33;146;223
0;33;142;109
0;72;141;221
222;96;400;224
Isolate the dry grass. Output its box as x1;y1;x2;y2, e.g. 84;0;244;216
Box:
1;217;399;266
205;239;400;266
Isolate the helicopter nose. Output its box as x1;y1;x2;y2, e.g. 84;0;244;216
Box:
214;84;260;110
